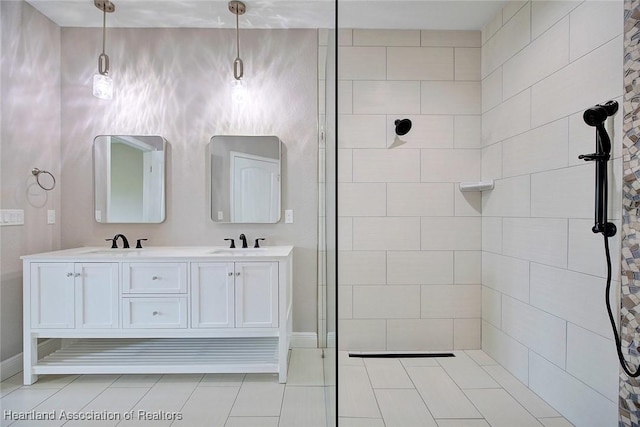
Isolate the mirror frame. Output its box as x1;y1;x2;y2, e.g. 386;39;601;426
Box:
208;135;282;224
93;135;167;224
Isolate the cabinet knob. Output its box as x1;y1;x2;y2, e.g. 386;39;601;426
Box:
74;273;81;277
152;311;159;316
228;272;233;277
152;276;159;280
66;272;74;277
236;272;241;276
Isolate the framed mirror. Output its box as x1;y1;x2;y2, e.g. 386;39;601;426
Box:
94;135;167;223
209;135;281;223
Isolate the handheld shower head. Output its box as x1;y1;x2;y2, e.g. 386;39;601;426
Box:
582;100;617;157
583;100;618;127
394;119;412;136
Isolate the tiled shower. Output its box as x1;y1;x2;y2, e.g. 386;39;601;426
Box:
337;1;630;425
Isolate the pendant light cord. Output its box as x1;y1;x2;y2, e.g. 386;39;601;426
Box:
231;1;244;80
102;6;107;56
235;11;240;61
97;3;110;76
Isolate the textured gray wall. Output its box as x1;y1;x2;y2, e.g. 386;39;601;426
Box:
0;1;62;362
59;27;319;333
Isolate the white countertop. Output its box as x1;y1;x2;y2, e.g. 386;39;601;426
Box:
21;246;294;261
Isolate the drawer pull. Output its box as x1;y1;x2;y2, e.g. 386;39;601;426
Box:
66;272;74;277
152;311;160;316
152;276;159;280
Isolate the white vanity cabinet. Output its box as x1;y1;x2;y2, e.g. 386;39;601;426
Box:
22;246;293;386
192;262;278;329
191;262;235;328
30;262;119;329
235;262;278;328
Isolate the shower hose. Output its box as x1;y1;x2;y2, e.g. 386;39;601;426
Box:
604;233;640;377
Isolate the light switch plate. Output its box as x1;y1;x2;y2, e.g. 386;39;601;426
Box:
0;209;25;226
47;210;56;224
285;209;293;224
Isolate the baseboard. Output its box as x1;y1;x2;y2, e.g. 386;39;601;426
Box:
290;332;318;348
0;339;61;381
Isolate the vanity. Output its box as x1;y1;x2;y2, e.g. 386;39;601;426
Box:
21;246;293;385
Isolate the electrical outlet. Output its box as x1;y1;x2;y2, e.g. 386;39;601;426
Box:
285;209;293;224
47;210;55;225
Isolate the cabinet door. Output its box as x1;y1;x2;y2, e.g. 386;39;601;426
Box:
191;263;234;328
75;263;119;328
235;262;278;328
30;263;75;328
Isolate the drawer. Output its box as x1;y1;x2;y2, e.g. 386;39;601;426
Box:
122;297;187;328
123;263;187;294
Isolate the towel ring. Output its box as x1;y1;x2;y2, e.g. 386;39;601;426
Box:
32;168;56;191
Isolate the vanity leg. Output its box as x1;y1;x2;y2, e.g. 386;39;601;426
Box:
23;334;38;385
278;339;288;383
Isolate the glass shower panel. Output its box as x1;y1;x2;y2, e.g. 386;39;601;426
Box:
318;21;337;425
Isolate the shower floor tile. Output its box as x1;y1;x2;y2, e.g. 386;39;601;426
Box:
339;349;575;427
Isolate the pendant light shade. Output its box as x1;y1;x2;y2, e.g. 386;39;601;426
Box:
93;74;113;99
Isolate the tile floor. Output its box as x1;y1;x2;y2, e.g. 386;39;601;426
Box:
2;348;576;427
338;350;575;427
1;349;331;427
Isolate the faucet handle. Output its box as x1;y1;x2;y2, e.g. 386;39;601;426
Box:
254;238;265;248
105;238;117;249
136;238;148;249
224;238;236;248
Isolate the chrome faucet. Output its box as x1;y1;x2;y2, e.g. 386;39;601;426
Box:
106;234;130;249
239;234;248;248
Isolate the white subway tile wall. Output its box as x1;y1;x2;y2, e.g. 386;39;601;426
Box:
480;2;622;426
339;2;623;424
339;28;483;352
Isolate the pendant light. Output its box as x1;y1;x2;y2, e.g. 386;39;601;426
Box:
93;0;115;100
229;1;247;103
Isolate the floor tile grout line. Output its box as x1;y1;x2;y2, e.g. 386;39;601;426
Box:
479;362;566;423
433;354;488;421
60;379;127;427
169;374;206;427
397;356;442;424
114;374;175;427
360;357;386;424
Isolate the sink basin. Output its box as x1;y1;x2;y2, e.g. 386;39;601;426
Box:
208;248;270;256
84;249;145;256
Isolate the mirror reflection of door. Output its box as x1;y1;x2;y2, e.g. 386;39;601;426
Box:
107;136;164;223
230;151;280;223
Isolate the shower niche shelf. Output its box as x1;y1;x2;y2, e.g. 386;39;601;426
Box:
459;180;494;192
